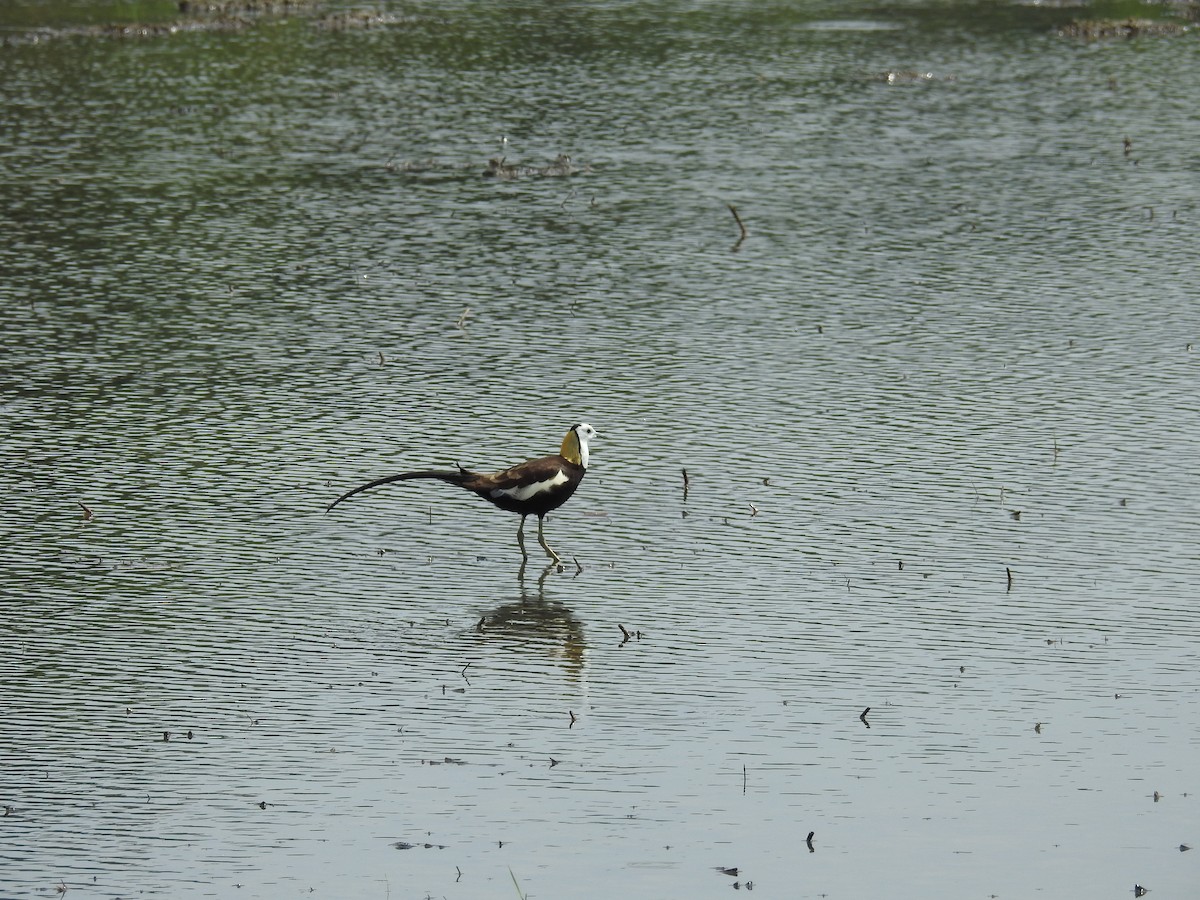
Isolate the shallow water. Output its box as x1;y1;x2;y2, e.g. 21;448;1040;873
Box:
3;1;1199;897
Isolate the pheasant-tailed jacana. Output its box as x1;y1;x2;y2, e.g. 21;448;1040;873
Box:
327;423;597;563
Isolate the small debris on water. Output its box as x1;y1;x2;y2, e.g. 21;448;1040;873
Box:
726;203;748;249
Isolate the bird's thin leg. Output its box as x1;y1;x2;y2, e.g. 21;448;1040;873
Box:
516;515;529;560
537;515;562;564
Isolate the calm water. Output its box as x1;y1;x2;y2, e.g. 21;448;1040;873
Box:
3;1;1199;897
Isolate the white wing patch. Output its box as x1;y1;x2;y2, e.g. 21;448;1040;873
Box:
492;469;569;502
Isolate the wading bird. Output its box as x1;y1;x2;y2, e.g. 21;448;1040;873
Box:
327;423;597;564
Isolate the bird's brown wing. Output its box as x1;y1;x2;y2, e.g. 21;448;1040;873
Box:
469;455;569;493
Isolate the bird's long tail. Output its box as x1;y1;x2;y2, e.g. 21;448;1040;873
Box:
326;469;470;513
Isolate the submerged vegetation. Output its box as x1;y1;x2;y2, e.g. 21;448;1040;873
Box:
0;0;414;43
4;0;1199;44
1057;17;1194;39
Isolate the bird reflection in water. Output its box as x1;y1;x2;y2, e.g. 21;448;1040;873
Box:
473;562;586;682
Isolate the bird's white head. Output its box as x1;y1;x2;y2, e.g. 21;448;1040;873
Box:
562;422;598;468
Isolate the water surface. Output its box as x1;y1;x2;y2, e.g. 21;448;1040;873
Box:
2;1;1199;897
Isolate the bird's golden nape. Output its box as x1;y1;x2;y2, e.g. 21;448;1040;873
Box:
327;423;597;565
560;429;582;465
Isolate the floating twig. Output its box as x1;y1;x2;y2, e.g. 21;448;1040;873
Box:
806;831;816;852
727;203;748;249
78;502;93;520
1006;567;1014;591
859;707;871;728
